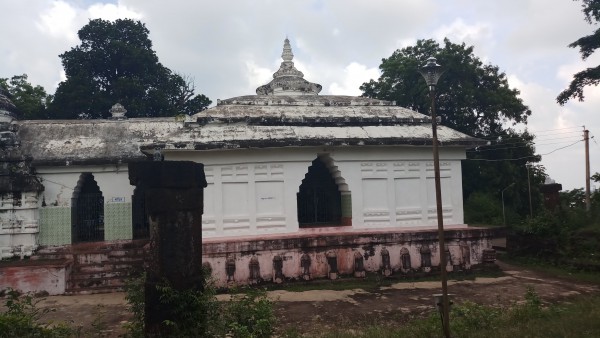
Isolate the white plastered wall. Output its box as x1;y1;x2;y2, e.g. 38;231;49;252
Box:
37;164;134;207
165;145;467;238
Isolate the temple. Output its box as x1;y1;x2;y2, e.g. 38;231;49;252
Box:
0;39;496;294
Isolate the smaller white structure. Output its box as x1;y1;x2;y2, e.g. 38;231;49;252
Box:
0;88;44;259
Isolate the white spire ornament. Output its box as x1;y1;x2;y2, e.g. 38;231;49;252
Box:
256;38;322;96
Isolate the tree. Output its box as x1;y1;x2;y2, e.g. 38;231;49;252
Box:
557;0;600;104
361;39;545;219
0;74;51;119
49;19;210;119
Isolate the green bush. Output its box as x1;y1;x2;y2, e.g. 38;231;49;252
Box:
0;289;75;338
123;275;274;338
222;289;274;338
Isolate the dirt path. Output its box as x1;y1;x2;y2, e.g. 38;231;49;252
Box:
15;261;599;337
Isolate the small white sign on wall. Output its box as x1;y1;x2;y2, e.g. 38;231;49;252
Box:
110;197;126;203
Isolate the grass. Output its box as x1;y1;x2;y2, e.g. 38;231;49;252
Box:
500;254;600;285
274;259;600;338
298;292;600;338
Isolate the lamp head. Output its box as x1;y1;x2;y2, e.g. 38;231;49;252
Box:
419;57;444;91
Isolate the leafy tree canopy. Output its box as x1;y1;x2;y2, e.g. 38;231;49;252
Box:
361;38;545;218
557;0;600;104
361;38;531;137
49;19;210;119
0;74;51;120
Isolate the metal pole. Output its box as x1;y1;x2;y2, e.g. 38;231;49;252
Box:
502;189;507;226
527;164;533;218
430;88;451;338
584;129;591;212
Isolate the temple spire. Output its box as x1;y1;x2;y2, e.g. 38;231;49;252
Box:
281;38;294;62
256;38;322;96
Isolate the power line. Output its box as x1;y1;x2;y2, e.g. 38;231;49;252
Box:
467;137;582;152
469;126;582;142
477;130;581;143
466;139;583;162
467;139;581;153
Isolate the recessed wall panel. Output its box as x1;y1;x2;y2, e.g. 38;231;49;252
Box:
426;177;452;207
394;178;420;209
255;181;284;215
222;182;248;217
363;178;388;210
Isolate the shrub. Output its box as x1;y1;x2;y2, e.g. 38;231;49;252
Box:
0;288;75;338
222;288;274;338
123;275;274;338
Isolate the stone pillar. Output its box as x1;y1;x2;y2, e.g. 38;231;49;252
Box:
128;161;206;337
540;183;562;211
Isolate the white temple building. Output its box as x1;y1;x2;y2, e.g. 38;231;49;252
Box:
0;39;496;293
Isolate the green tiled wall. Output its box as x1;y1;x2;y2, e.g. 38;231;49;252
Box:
341;194;352;218
39;207;71;245
104;203;133;241
39;203;133;244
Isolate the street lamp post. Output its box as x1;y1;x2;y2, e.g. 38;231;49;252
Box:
526;163;533;218
419;57;450;338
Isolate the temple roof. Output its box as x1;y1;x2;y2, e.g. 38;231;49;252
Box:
199;95;431;126
17;112;484;165
17;118;182;165
10;39;486;165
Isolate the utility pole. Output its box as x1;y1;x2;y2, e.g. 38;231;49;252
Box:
526;163;533;218
584;128;591;212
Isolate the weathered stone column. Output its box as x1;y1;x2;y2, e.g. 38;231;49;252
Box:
128;161;206;337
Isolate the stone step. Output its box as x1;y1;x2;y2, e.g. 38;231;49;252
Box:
73;253;145;265
30;253;73;261
77;262;143;273
68;274;128;290
69;268;137;281
64;285;125;295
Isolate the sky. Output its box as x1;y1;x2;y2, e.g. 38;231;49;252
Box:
1;0;599;191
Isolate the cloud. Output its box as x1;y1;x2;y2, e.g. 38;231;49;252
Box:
36;0;79;41
243;59;274;96
433;18;492;46
329;62;380;96
87;3;142;20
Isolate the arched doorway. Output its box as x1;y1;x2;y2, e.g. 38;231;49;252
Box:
71;173;104;243
297;157;343;227
131;186;149;239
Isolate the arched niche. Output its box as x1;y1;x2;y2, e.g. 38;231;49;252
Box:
131;186;149;239
71;173;104;243
297;155;351;227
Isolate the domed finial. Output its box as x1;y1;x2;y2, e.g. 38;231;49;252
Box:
282;38;294;62
108;103;127;120
255;38;322;96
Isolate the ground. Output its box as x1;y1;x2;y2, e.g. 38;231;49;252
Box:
11;260;600;337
